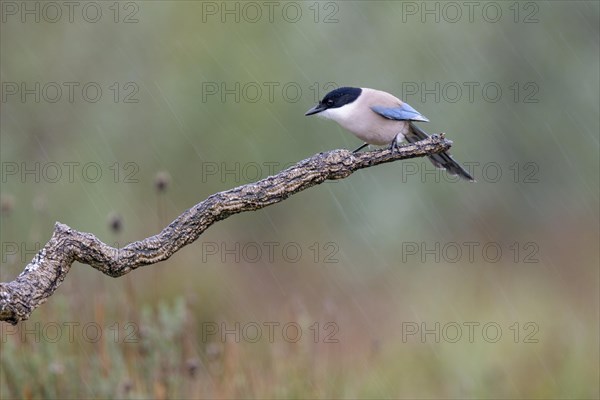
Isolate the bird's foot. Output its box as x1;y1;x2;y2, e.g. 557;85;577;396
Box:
353;143;369;153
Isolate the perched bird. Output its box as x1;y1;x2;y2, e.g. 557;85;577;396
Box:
305;87;474;181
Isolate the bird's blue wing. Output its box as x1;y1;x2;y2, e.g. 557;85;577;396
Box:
371;103;429;122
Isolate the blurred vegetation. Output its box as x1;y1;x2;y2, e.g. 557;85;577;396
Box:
1;1;599;398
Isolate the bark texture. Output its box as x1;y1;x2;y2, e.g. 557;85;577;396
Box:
0;136;452;324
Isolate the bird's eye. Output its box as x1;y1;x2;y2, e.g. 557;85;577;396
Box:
326;99;334;106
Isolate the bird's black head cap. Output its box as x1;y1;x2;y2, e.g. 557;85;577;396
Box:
320;87;362;109
305;87;362;116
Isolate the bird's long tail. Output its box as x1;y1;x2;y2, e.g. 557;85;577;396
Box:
405;122;474;181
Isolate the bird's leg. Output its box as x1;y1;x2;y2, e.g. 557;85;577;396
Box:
389;135;400;152
353;143;369;153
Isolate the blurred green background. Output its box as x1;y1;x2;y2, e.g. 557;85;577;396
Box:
1;1;598;398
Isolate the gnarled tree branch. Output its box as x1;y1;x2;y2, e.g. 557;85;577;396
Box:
0;136;452;324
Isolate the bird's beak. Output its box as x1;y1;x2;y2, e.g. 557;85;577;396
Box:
305;103;327;116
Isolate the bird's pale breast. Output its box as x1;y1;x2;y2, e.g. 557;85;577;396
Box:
321;88;410;145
